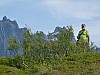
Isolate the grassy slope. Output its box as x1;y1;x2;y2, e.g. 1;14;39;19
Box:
0;52;100;75
61;52;100;75
31;52;100;75
0;65;28;75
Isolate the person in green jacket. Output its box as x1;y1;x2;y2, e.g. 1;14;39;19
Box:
77;24;90;45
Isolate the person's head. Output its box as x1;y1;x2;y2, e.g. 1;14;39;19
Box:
81;24;86;30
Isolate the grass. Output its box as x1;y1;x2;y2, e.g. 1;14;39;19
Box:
42;52;100;75
53;52;100;75
0;52;100;75
0;65;28;75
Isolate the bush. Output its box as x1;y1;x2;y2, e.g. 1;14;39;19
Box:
0;57;9;65
8;55;25;70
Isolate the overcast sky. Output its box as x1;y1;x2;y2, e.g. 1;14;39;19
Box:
0;0;100;46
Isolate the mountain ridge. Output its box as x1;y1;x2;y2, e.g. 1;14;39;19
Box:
0;16;27;56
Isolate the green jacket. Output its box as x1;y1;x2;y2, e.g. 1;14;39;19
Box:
77;30;89;42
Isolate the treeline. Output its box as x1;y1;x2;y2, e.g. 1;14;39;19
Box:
0;26;97;74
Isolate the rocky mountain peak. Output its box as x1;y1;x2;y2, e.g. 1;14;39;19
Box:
0;16;27;56
2;16;8;21
54;26;66;33
1;16;19;29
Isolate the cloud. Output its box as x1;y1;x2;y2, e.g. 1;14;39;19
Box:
44;0;100;20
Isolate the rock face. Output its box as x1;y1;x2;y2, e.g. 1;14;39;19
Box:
0;16;27;56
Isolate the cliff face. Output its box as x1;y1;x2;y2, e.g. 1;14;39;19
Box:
0;16;27;56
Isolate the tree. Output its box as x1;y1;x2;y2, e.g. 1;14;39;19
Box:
22;29;32;58
54;26;75;55
8;37;19;57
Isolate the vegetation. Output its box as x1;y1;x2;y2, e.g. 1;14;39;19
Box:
0;65;28;75
0;26;100;75
8;37;19;57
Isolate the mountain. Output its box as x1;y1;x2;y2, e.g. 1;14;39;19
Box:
0;16;76;57
0;16;27;56
96;47;100;52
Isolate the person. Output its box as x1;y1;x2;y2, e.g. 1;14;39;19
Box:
77;24;90;45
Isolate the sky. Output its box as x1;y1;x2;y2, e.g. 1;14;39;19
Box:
0;0;100;46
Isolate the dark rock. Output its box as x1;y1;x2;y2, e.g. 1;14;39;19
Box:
2;16;8;21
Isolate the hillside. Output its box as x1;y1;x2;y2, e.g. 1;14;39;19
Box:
0;52;100;75
0;65;28;75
